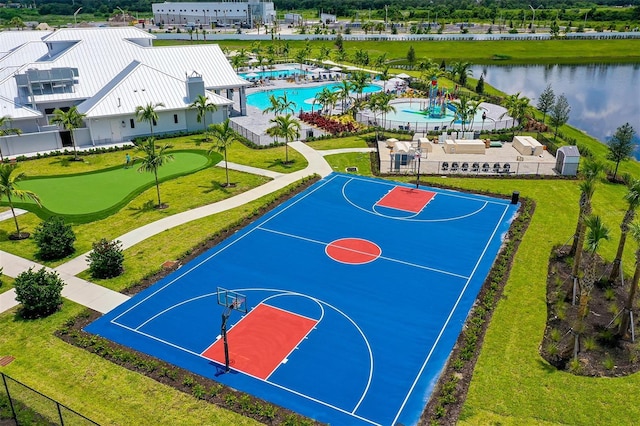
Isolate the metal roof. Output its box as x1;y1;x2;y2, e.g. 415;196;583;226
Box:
0;95;42;120
0;31;50;59
0;28;247;112
77;61;232;118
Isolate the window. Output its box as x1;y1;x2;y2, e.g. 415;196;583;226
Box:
173;114;178;124
130;119;135;128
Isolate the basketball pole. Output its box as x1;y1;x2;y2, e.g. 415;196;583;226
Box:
220;303;235;373
415;138;422;189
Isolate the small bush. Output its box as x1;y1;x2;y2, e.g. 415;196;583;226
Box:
14;267;65;318
87;239;125;279
33;216;76;260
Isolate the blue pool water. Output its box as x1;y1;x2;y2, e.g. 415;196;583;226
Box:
385;101;487;124
239;69;308;80
247;83;381;113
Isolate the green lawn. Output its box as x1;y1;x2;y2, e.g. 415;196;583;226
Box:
0;167;271;267
324;152;373;175
156;39;640;65
15;151;212;220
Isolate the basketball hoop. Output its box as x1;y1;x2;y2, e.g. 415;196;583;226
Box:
217;287;248;372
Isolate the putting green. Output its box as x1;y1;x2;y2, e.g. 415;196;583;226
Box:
15;151;212;220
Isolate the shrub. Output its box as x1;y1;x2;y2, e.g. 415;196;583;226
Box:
14;267;65;318
33;216;76;260
87;239;125;279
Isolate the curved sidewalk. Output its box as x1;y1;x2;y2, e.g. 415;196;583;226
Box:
0;141;333;314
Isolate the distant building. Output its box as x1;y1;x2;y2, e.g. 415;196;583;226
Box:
152;1;276;28
284;13;302;26
320;13;336;24
0;28;249;157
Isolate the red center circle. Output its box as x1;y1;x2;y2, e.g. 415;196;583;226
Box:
325;238;382;265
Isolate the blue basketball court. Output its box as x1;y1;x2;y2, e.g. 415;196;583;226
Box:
85;173;519;426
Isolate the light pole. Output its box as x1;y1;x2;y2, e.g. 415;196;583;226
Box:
529;5;541;32
73;7;82;27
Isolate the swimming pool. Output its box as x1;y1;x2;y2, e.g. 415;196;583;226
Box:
247;83;381;113
239;68;308;80
384;101;487;124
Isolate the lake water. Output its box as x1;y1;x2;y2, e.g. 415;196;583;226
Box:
471;64;640;146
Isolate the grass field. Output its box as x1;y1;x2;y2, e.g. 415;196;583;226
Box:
155;38;640;65
17;151;212;221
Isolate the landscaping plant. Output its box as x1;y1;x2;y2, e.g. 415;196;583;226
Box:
14;267;65;319
33;216;76;260
87;238;125;279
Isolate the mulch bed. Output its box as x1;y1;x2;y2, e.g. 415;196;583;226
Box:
539;246;640;376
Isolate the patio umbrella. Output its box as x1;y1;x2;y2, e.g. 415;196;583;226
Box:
396;73;412;79
247;58;259;64
329;66;343;72
244;72;259;78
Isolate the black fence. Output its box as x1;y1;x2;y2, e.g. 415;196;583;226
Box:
1;373;99;426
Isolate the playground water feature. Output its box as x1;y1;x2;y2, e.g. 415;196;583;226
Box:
247;83;381;113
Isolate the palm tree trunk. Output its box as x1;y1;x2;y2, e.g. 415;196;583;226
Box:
9;200;20;235
285;138;289;163
570;220;587;302
154;170;162;206
570;212;583;256
224;150;230;186
71;133;79;160
610;232;628;283
619;255;640;339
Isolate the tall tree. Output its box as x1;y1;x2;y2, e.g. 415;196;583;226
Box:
575;215;609;357
50;106;86;160
609;179;640;282
135;138;174;208
189;94;218;135
406;46;416;69
208;119;237;187
570;161;604;261
0;164;41;239
0;115;21;162
266;114;300;164
500;92;530;137
537;84;555;123
618;221;640;339
549;94;571;142
606;123;636;181
336;80;354;111
135;102;165;136
350;71;371;101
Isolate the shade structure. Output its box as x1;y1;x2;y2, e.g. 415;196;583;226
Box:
396;72;412;79
329;66;343;72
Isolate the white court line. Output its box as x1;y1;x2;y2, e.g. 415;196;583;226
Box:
257;226;469;280
342;174;510;205
391;203;511;425
110;174;340;324
262;301;324;381
342;178;491;222
112;286;379;425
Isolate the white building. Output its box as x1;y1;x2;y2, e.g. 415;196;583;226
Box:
152;1;276;28
0;27;249;158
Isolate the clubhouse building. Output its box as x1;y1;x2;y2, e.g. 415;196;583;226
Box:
152;1;276;28
0;27;249;158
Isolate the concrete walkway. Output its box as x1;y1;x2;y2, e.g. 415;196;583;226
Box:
0;141;333;314
0;208;27;222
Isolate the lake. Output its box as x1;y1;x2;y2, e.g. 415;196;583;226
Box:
472;64;640;147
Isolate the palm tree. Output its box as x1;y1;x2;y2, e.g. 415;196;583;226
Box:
369;92;396;139
262;93;295;116
50;106;86;160
135;102;165;136
266;114;300;164
189;94;218;135
135;138;174;208
230;52;247;73
449;61;473;86
618;221;640;339
451;96;473;132
570;178;596;292
350;71;371;101
570;161;604;256
207;119;238;187
575;215;610;357
0;115;22;162
500;92;530;137
609;179;640;283
336;80;354;112
379;67;390;92
0;163;41;239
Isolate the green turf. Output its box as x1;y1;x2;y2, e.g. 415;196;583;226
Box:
10;151;214;222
